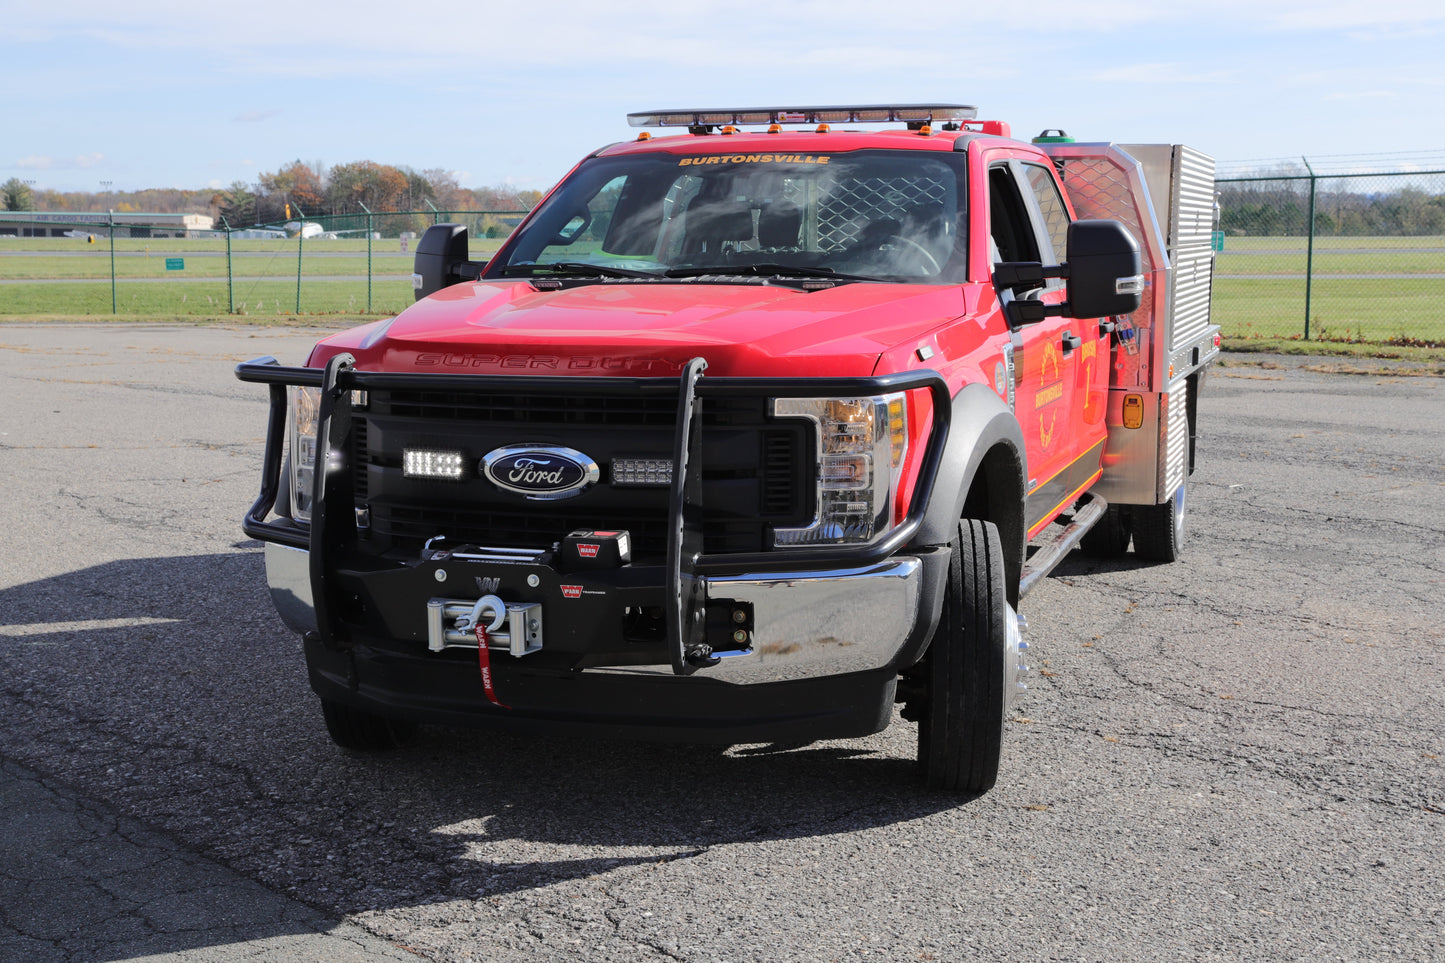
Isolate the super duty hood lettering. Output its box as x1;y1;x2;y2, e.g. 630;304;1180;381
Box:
415;352;684;374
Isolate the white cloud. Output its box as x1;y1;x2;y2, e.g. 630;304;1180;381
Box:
15;153;105;170
1212;0;1445;30
1322;90;1398;102
1087;63;1237;85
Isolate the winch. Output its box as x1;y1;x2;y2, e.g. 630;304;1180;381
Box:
426;594;544;656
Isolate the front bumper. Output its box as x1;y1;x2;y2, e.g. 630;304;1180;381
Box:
266;541;940;684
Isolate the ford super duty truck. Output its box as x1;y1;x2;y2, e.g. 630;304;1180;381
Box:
237;104;1218;794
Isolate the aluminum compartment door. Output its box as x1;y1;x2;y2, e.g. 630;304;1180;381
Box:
1165;145;1218;353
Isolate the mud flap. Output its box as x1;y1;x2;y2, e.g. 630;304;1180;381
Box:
666;357;709;675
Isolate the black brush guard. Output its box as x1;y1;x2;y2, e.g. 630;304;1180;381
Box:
236;356;950;677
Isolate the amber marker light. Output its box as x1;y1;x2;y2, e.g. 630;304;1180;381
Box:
1122;395;1144;430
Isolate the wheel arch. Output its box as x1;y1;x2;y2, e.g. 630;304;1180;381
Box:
910;382;1028;606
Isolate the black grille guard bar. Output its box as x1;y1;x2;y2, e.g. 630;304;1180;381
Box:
235;357;952;661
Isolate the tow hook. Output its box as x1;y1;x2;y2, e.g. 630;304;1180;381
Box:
426;595;544;656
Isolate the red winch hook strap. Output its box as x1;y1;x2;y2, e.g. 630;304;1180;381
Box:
474;624;510;709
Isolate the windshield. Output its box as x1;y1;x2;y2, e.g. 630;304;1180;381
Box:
490;149;968;283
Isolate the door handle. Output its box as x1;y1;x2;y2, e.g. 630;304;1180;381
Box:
1061;331;1082;352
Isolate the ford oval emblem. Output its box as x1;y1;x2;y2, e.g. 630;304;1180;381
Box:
481;444;599;500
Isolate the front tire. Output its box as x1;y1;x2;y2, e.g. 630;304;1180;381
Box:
917;519;1012;794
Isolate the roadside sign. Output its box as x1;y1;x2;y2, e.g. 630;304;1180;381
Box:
165;257;185;271
1211;232;1224;252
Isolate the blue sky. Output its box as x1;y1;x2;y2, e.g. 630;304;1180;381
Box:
7;0;1445;194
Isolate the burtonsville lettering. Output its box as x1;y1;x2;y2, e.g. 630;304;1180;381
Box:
678;154;832;166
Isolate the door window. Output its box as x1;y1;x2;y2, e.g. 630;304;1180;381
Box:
1022;163;1070;264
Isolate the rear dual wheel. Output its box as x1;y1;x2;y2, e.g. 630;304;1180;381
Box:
1131;481;1187;562
1080;479;1188;562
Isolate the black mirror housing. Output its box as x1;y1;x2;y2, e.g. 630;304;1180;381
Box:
1064;219;1143;319
413;223;485;301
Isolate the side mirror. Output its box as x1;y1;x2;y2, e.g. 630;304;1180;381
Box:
1064;219;1143;319
413;223;486;301
993;219;1142;325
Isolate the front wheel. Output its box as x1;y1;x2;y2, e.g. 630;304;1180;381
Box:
917;519;1019;794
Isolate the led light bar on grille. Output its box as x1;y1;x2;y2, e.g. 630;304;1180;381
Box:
611;458;673;487
404;448;466;480
627;104;978;128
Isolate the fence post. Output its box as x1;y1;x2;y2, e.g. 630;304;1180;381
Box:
426;198;440;225
108;210;117;314
359;201;373;313
221;217;236;314
1303;157;1317;340
293;204;305;314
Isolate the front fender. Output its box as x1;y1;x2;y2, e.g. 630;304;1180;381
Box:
910;382;1027;604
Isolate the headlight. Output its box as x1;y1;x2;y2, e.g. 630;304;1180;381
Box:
771;393;909;547
287;386;321;522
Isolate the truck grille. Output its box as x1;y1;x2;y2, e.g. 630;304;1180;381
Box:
350;387;809;560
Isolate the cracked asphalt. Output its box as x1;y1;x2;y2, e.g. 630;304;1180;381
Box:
1;323;1441;962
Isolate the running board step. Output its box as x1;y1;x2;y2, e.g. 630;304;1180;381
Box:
1018;492;1108;600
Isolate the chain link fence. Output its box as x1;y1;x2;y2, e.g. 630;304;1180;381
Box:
1214;167;1445;344
0;209;528;318
5;180;1444;345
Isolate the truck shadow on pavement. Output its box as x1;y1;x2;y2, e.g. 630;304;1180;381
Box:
2;550;968;956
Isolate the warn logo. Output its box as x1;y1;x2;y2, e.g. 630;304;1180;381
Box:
561;585;583;599
577;544;600;559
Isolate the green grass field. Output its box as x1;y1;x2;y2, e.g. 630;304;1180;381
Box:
1213;277;1445;340
0;278;417;316
1216;235;1445;277
0;236;508;316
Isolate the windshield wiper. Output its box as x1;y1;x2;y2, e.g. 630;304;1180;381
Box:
501;262;662;279
664;263;875;282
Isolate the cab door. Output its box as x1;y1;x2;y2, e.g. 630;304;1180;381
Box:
985;157;1105;537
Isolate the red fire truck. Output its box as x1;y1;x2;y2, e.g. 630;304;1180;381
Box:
238;104;1218;793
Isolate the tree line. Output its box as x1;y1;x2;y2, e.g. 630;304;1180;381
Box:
2;162;543;236
15;165;1443;240
1218;178;1445;237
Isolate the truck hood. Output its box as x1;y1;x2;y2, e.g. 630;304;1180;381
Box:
315;280;971;378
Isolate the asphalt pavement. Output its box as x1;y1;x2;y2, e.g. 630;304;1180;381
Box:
0;323;1440;962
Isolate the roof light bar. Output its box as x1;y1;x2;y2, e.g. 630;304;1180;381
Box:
627;104;978;128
